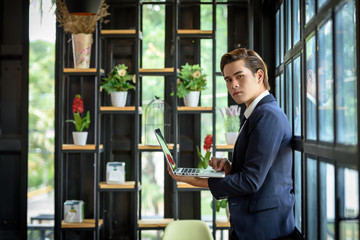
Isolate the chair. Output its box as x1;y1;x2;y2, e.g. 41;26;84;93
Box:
162;220;214;240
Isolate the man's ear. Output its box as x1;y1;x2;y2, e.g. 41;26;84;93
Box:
256;69;264;83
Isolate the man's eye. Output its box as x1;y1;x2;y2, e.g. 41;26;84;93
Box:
236;75;243;79
225;79;231;83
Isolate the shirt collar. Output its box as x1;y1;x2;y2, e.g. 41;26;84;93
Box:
244;90;270;119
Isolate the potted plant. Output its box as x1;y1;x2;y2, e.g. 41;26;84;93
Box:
56;0;109;68
66;95;91;145
173;63;207;107
219;105;241;145
102;64;136;107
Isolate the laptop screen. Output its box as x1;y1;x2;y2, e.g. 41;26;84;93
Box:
154;128;177;171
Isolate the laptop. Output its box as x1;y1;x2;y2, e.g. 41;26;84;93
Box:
154;128;225;178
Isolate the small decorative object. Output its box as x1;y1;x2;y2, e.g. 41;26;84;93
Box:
196;134;212;169
106;162;126;184
56;0;109;68
220;105;241;145
144;96;171;145
66;95;90;145
102;64;135;107
172;63;207;107
64;200;84;223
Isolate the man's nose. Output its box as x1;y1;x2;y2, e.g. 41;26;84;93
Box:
231;79;239;88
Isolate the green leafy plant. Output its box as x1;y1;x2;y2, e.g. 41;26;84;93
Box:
211;198;228;212
102;64;135;93
65;94;90;132
219;105;241;132
172;63;207;98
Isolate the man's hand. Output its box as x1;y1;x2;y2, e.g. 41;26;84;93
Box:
166;165;209;188
209;157;231;175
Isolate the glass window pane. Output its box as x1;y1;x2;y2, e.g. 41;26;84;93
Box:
201;39;213;107
280;3;284;63
280;74;285;110
276;76;280;105
318;20;334;142
340;220;359;240
216;76;230;144
305;0;315;24
306;35;316;140
320;162;335;240
276;9;280;67
216;5;227;73
294;56;301;136
201;4;212;30
344;168;359;218
294;151;302;232
285;0;291;52
335;1;357;145
293;0;300;44
285;62;292;129
307;157;318;240
142;4;165;68
318;0;328;10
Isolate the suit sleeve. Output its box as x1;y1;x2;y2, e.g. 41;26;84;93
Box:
208;109;285;199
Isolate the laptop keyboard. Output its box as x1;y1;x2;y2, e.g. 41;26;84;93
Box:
179;168;200;175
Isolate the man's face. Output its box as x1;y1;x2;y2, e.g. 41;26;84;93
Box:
223;60;264;107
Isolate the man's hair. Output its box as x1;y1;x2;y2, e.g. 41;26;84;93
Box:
220;48;270;90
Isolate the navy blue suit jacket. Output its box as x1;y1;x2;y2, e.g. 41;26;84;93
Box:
209;94;295;239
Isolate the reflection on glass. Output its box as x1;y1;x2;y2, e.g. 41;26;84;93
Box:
344;168;359;218
280;3;284;63
276;9;280;67
307;157;318;240
294;151;302;231
306;35;316;140
285;0;291;52
320;162;335;240
141;152;164;218
294;56;301;136
293;0;300;44
285;62;292;129
318;20;334;142
216;5;227;73
335;1;357;145
142;4;165;68
305;0;315;23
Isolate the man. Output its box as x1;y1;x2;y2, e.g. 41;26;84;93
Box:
167;48;295;239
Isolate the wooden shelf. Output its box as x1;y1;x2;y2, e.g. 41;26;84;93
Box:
139;68;174;73
63;68;105;74
178;106;212;111
62;144;104;151
178;29;212;34
99;181;139;189
138;144;176;150
101;29;136;34
177;182;204;189
216;219;230;228
216;144;234;150
61;219;103;229
138;218;174;228
100;106;138;111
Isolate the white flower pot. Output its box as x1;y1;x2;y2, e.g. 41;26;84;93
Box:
72;33;93;69
111;91;128;107
183;91;200;107
72;132;88;146
225;132;238;145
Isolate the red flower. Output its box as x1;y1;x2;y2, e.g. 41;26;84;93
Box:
72;94;84;114
203;134;213;151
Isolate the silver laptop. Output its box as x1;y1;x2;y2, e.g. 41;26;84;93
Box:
154;128;225;178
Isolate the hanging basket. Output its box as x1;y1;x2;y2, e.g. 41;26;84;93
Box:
72;33;93;69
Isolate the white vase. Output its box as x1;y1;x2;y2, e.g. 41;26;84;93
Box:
72;132;88;146
72;33;93;69
225;132;238;145
183;91;200;107
111;91;128;107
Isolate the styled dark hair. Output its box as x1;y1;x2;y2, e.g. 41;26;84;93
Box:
220;48;270;91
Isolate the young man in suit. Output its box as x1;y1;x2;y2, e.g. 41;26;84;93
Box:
167;48;295;239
